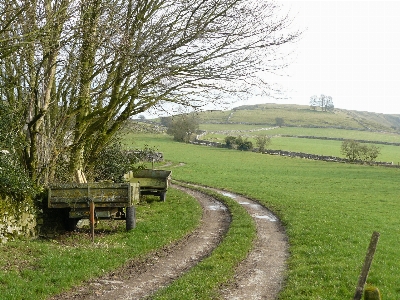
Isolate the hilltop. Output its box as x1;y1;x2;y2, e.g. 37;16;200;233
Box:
191;103;400;133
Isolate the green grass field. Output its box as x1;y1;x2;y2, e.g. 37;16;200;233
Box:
2;124;400;299
200;132;400;163
127;133;400;299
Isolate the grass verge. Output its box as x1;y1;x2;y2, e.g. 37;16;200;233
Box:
152;183;256;300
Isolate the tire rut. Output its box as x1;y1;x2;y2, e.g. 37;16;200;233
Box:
50;184;288;299
211;188;288;299
50;185;230;299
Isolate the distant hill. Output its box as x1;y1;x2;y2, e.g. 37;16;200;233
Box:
167;103;400;133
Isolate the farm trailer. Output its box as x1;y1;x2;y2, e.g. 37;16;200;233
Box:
48;182;140;231
124;169;172;202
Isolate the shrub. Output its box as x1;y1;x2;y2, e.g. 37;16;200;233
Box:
255;135;271;152
89;142;158;182
340;140;381;162
224;136;237;149
166;114;199;143
224;135;253;151
0;101;36;200
0;153;37;200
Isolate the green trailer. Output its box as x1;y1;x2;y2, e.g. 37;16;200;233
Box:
48;182;139;231
124;169;172;201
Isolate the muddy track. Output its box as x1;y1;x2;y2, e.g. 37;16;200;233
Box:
50;184;288;299
208;187;288;299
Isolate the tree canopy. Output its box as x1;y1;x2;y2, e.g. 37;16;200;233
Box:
0;0;300;184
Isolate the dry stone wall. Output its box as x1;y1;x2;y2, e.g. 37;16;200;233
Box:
191;139;398;167
0;195;37;243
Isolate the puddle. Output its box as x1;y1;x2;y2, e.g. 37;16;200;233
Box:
208;205;227;211
255;215;278;222
220;192;236;199
239;201;250;205
240;202;263;210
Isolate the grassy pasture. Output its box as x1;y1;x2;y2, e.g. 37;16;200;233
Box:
201;125;400;143
192;103;400;132
228;107;361;128
199;123;271;131
127;133;400;300
257;127;400;143
201;131;400;163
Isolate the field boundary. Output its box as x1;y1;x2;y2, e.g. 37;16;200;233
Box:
190;139;399;168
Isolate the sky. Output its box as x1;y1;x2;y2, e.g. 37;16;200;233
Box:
241;0;400;114
145;1;400;117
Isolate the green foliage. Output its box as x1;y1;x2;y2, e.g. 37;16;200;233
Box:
89;142;140;182
160;117;172;128
166;114;199;143
255;135;271;152
0;101;36;200
224;136;237;149
0;154;37;200
224;135;253;151
341;140;381;162
89;142;158;182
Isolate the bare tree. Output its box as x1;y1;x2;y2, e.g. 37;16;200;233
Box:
1;0;301;183
309;95;319;111
309;94;334;112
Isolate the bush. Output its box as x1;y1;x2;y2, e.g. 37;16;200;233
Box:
0;152;37;201
224;135;253;151
166;114;199;143
255;135;271;152
0;101;36;200
340;140;381;162
89;142;158;182
224;136;237;149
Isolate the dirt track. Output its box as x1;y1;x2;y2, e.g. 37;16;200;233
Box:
50;184;288;299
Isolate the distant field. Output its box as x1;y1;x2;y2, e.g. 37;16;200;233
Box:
200;131;400;163
228;107;363;128
199;123;271;131
200;125;400;142
127;133;400;300
267;137;400;163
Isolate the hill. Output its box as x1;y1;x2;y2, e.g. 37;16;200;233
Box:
193;103;400;132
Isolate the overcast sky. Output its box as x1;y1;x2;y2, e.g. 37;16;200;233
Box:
241;0;400;114
146;1;400;117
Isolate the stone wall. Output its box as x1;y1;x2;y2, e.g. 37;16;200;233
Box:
0;195;37;243
191;138;398;167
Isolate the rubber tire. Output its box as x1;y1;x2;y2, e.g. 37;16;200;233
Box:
66;218;80;231
126;206;136;230
160;192;166;202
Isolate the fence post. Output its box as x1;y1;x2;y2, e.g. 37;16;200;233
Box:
353;231;380;300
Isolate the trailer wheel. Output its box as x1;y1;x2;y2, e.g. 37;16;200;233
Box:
160;192;166;202
126;206;136;230
62;208;80;231
66;218;80;231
